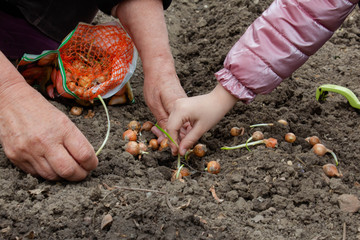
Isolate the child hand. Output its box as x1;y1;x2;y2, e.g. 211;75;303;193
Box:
166;84;238;156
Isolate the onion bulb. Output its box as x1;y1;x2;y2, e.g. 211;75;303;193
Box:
277;119;288;126
70;106;83;116
252;131;264;141
140;121;154;132
312;143;328;156
312;143;339;165
171;167;190;181
138;142;148;152
243;131;264;151
193;144;207;157
179;167;190;177
122;129;137;142
206;161;221;174
285;133;296;143
127;120;141;132
230;127;244;137
125;141;140;156
158;138;169;151
323;163;342;177
305;136;321;146
263;138;278;148
148;139;159;150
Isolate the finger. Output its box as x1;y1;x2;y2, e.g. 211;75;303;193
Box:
9;152;57;179
166;115;186;155
63;128;98;172
151;123;178;155
144;93;169;130
178;124;207;156
45;146;89;181
167;124;191;156
179;122;192;140
29;156;61;181
157;118;168;132
151;126;166;142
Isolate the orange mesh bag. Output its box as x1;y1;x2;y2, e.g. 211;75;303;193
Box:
17;21;137;104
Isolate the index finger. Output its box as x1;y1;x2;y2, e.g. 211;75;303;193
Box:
166;113;186;155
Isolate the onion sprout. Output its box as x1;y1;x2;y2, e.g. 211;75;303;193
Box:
250;123;274;128
155;123;182;175
95;95;110;156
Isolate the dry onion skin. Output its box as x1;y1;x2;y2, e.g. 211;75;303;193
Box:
285;133;296;143
84;109;95;119
263;138;278;148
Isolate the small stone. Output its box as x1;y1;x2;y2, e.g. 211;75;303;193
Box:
338;194;360;213
251;215;264;223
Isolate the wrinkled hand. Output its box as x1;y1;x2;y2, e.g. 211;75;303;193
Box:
0;83;98;181
166;84;238;156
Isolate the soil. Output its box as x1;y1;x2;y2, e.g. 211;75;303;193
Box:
1;1;360;239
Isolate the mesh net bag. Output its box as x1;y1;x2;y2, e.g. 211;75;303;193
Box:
17;21;137;103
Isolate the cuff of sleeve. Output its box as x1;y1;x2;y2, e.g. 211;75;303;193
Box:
215;68;256;104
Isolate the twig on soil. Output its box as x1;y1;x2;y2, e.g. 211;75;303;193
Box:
209;185;224;203
343;222;346;240
295;156;306;166
177;198;192;210
103;184;175;211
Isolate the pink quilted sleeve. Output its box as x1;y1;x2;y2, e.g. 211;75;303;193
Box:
215;0;359;103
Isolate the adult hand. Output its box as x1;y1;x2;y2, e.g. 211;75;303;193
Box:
0;58;98;181
143;65;188;140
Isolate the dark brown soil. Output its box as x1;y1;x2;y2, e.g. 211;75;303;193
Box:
1;1;360;239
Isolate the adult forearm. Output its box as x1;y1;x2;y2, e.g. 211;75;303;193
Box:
0;51;25;94
114;0;175;74
0;51;30;111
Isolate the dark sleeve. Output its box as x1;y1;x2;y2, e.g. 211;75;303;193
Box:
97;0;172;15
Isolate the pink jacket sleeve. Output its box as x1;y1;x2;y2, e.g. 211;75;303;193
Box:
215;0;359;103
